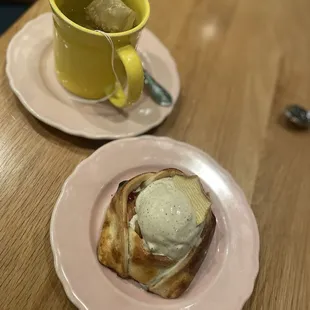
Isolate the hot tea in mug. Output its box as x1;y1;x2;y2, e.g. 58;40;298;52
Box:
49;0;150;107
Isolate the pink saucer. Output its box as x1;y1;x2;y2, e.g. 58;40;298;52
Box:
6;14;180;140
50;136;259;310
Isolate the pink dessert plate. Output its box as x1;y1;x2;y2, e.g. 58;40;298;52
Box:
6;13;180;140
50;136;259;310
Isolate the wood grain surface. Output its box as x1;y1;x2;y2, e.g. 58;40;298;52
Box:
0;0;310;309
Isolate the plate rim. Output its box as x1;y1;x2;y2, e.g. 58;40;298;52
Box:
6;13;180;140
50;136;260;310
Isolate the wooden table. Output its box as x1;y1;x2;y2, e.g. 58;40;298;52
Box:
1;0;310;309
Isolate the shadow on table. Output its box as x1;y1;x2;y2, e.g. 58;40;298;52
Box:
13;93;182;150
0;3;31;35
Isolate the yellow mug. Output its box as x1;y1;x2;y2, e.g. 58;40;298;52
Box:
49;0;150;108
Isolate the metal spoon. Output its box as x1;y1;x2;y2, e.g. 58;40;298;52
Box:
144;70;173;107
284;104;310;129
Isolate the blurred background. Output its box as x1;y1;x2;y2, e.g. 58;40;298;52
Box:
0;0;34;34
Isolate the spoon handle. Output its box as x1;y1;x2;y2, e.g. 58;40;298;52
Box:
144;70;173;107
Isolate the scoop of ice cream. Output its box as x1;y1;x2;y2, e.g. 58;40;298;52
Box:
135;177;201;260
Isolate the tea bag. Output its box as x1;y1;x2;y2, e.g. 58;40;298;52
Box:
85;0;136;33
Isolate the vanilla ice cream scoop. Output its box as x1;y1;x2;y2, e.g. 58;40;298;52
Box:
135;177;202;260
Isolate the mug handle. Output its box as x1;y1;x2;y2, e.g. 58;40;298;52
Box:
109;45;144;108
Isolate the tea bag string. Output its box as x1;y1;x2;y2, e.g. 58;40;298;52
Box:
66;30;125;105
95;30;127;102
67;30;122;105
